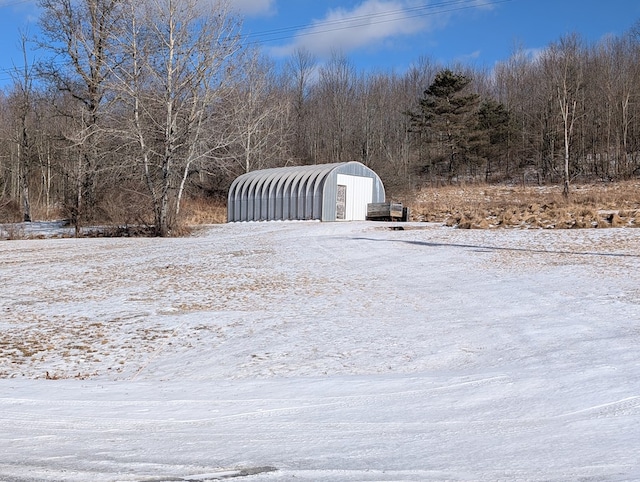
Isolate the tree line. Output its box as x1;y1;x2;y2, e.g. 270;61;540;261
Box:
1;0;639;234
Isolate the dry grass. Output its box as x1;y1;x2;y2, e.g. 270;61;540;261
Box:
409;181;640;229
180;196;227;225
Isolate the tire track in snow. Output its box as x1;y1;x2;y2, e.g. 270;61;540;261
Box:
0;375;512;434
556;395;640;419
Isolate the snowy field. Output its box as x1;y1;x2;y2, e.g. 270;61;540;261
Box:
1;221;639;481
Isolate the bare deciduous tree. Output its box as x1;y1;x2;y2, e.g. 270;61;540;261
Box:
37;0;124;230
227;48;292;174
11;33;34;222
114;0;242;235
285;47;317;163
542;34;585;197
315;52;358;163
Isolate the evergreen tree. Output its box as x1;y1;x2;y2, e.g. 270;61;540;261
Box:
410;69;481;180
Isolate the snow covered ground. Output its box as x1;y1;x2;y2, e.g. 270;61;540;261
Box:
1;221;639;481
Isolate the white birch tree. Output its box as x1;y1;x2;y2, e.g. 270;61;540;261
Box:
542;34;584;197
113;0;242;235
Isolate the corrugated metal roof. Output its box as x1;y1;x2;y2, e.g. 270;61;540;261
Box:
227;162;385;222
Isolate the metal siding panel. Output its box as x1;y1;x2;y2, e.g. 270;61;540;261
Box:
304;170;321;220
322;172;338;221
295;173;308;220
310;171;326;220
299;176;311;219
233;183;242;221
289;171;306;220
275;176;287;220
227;178;241;221
239;176;252;221
254;176;267;221
281;174;294;220
260;173;280;220
246;177;260;221
288;172;303;220
300;166;330;220
289;167;327;220
239;171;263;221
264;174;276;220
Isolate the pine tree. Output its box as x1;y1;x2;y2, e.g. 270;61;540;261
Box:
410;69;481;181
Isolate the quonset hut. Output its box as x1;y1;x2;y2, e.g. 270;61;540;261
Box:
227;161;385;222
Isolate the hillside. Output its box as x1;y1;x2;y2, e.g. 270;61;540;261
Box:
1;221;639;481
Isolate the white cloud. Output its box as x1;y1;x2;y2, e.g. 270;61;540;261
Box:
525;47;545;62
229;0;276;17
0;0;37;13
456;50;481;63
469;0;499;10
270;0;429;59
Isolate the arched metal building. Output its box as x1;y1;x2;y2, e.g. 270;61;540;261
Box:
227;161;385;222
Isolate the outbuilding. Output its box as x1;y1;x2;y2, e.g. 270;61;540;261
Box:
227;161;385;222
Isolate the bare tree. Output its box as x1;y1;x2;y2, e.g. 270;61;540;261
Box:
285;47;317;162
611;32;640;177
10;33;35;222
315;52;358;163
37;0;124;230
494;45;535;180
225;48;292;174
114;0;242;235
542;34;585;197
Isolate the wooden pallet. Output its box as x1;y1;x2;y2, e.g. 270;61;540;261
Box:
366;202;408;221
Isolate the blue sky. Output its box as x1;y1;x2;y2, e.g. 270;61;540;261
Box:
0;0;639;88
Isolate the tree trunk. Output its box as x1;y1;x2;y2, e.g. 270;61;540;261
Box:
19;127;32;222
563;115;571;199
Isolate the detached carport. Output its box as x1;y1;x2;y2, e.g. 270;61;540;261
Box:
227;161;385;222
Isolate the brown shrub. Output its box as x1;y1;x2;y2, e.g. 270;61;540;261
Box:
0;199;21;223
